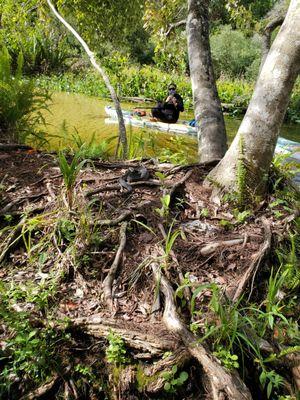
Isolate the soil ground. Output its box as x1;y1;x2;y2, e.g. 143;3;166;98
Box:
0;147;297;399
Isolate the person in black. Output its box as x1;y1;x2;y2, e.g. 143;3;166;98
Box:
151;83;184;123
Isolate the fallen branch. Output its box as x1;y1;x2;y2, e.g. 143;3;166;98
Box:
232;219;271;302
150;249;252;400
102;222;127;310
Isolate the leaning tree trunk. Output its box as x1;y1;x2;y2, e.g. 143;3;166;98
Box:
186;0;227;162
208;0;300;197
47;0;127;158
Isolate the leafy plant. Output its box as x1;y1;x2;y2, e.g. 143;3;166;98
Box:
106;330;128;365
259;369;284;399
161;365;188;393
0;282;69;397
0;46;51;144
213;347;239;370
58;149;87;208
155;194;171;219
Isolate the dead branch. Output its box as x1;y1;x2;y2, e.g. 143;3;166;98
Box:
232;219;271;302
102;222;127;310
72;315;182;357
150;249;252;400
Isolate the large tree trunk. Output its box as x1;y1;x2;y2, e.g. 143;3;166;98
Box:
186;0;227;163
47;0;128;158
208;0;300;197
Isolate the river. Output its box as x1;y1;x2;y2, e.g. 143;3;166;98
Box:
41;92;300;162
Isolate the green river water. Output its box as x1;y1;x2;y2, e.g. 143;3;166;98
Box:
42;92;300;161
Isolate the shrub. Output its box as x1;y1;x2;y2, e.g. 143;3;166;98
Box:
210;25;261;78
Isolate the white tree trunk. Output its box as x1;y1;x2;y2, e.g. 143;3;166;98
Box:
208;0;300;196
186;0;227;162
46;0;127;158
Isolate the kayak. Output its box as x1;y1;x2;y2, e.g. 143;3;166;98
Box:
104;105;198;136
104;106;300;160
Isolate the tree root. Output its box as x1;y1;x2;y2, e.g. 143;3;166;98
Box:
0;143;33;151
95;200;152;226
19;374;59;400
86;180;161;197
72;316;182;358
0;217;26;264
103;222;127;310
143;348;191;393
0;192;47;215
200;237;245;256
232;218;271;302
150;251;252;400
169;169;194;202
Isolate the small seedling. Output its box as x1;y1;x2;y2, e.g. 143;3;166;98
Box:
161;365;188;393
106;330;128;365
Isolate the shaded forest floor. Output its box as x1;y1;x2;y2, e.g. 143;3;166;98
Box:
0;147;299;400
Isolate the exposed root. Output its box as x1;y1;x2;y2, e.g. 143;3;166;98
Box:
232;218;271;302
150;249;252;400
95;200;152;226
103;222;128;310
200;237;245;256
158;223;191;303
169;169;194;201
86;180;161;197
143;348;191;393
0;192;47;215
19;374;59;400
0;216;25;264
72;316;182;357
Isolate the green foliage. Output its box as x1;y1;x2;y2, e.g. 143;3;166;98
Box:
211;25;261;78
106;330;128;365
213;347;239;370
58;148;87;208
155;194;171;219
0;0;76;73
259;369;284;399
161;365;188;393
0;46;51;143
57;218;77;243
0;282;69;397
37;67;300;123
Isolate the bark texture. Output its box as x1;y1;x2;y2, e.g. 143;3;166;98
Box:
208;0;300;195
46;0;127;158
186;0;227;162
